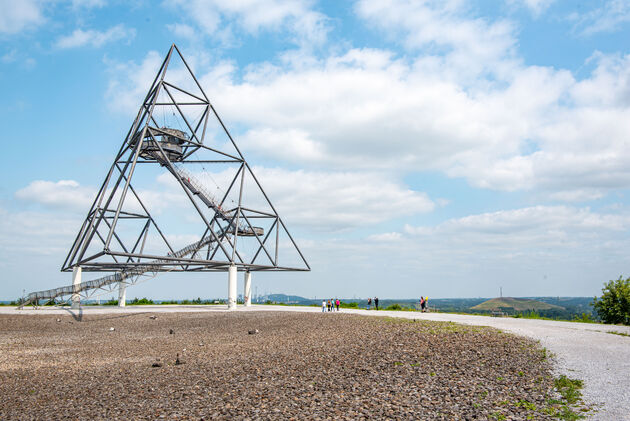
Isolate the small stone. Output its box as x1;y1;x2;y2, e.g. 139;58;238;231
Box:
169;329;174;334
56;318;61;323
109;327;115;331
248;329;260;335
175;353;184;365
149;315;157;320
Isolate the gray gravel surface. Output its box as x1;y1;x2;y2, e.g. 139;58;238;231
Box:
0;310;566;420
3;304;628;419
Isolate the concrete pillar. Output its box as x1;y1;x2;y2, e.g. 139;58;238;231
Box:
228;264;237;310
71;266;82;309
118;282;127;307
244;271;252;307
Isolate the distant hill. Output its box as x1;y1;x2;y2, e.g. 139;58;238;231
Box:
471;297;564;312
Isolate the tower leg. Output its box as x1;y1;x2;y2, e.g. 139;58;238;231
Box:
71;266;82;309
228;264;237;310
244;271;252;307
118;282;127;307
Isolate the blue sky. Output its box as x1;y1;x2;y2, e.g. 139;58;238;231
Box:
2;0;630;300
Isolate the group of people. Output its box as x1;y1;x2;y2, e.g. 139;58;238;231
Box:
366;297;379;310
322;298;340;312
419;296;429;312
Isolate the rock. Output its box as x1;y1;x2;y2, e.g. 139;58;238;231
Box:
152;359;162;368
248;329;260;335
109;327;115;331
56;318;61;323
149;315;157;320
169;329;175;334
175;353;184;365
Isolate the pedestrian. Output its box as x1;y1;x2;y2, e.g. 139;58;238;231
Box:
367;297;372;310
420;296;426;312
335;298;340;311
322;299;326;313
375;297;379;311
424;296;429;312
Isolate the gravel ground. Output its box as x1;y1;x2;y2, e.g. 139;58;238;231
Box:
0;310;565;420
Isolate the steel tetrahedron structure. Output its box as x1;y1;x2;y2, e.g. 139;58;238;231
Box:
20;44;309;308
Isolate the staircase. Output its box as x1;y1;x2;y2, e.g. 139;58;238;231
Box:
18;235;215;309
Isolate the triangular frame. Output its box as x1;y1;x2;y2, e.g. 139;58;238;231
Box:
61;44;309;273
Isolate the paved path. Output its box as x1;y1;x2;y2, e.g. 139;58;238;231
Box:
4;305;629;420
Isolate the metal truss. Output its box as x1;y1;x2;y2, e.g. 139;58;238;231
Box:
20;44;309;308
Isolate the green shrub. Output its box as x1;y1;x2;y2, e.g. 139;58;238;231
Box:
386;303;403;311
102;298;118;306
340;301;359;308
593;276;630;325
129;297;154;305
573;313;595;323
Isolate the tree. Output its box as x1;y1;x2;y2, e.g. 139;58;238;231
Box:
592;276;630;325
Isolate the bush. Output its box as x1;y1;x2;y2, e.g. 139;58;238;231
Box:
340;301;359;308
129;297;154;305
593;276;630;325
102;298;118;306
385;303;403;311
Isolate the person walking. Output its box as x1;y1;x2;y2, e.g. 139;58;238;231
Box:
374;297;379;311
335;298;340;311
424;296;429;312
420;296;426;312
322;299;326;313
367;297;372;310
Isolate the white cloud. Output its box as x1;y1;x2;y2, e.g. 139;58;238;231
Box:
252;167;435;230
0;207;81;257
167;23;197;40
569;0;630;35
367;232;402;242
55;24;136;49
0;0;44;34
71;0;106;8
355;0;519;81
405;206;629;238
506;0;555;16
163;0;330;48
104;50;163;113
400;205;630;275
15;180;95;211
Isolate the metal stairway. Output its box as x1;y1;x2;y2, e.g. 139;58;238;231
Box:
169;163;262;237
18;235;216;308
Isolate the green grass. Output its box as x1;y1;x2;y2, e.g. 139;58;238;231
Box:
606;330;630;337
542;375;588;420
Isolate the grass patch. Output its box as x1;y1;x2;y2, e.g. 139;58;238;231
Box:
606;330;630;337
554;376;583;405
541;375;588;420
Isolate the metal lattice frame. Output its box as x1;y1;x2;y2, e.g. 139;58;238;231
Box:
62;44;309;274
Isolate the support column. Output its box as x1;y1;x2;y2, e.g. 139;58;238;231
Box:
71;266;82;309
228;264;237;310
118;282;127;307
244;271;252;307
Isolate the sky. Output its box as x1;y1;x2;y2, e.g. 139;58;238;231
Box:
1;0;630;301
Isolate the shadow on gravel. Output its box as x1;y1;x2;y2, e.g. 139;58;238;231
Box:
60;309;152;323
